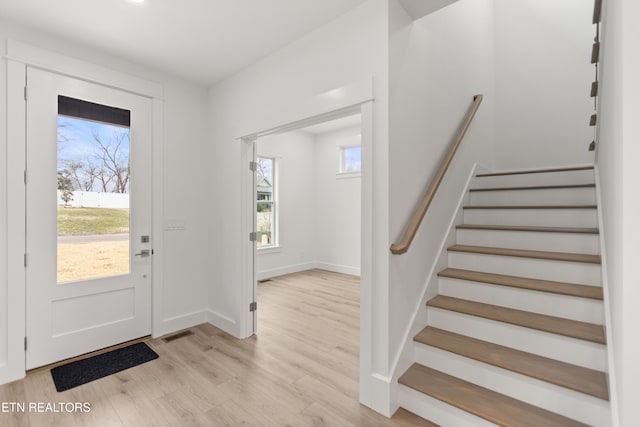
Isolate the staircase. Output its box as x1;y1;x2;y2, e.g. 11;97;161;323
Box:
397;166;611;426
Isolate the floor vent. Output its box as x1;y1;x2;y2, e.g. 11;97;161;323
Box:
161;330;194;343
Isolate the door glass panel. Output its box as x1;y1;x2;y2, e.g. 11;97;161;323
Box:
256;157;275;248
57;96;131;283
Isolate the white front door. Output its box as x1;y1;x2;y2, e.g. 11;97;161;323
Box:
25;67;153;369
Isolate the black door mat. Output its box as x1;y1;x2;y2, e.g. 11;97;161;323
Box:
50;342;158;392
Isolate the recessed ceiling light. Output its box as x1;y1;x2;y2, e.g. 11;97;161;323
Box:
130;0;144;3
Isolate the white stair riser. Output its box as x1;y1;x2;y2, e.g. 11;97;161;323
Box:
469;187;596;206
427;308;607;370
473;169;595;188
463;208;598;228
414;345;611;426
456;229;600;254
448;252;601;285
438;278;604;324
398;385;498;427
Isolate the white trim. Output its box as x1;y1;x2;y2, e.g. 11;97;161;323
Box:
370;373;393;417
151;98;165;338
256;261;360;281
239;137;256;339
237;79;373;140
159;310;208;337
593;164;620;427
207;309;238;336
6;40;163;99
336;172;362;179
315;262;360;277
256;262;319;282
256;246;283;255
359;100;375;410
1;60;27;385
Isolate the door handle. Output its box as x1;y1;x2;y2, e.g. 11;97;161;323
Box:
134;249;150;257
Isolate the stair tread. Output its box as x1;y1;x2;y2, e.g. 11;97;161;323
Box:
469;183;595;192
438;268;603;299
457;224;599;234
448;244;601;264
427;295;606;344
415;327;609;400
399;364;589;427
464;204;597;209
476;166;594;177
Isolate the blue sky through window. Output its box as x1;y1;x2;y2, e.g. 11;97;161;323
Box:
57;116;131;193
342;146;361;173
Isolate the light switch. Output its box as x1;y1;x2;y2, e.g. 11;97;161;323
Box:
165;218;186;231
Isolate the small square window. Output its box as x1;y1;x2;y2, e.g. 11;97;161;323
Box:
339;145;361;174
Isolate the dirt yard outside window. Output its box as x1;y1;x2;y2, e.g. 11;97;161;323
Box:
57;207;130;283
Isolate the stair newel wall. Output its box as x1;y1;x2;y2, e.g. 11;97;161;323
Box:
594;164;619;427
388;163;486;410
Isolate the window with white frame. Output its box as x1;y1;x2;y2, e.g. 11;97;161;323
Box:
339;145;362;175
256;156;276;248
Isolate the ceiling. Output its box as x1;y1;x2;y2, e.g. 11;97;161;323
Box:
0;0;367;86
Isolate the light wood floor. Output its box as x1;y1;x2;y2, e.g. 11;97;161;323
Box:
0;269;431;426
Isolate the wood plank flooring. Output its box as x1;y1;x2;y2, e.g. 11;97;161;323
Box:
0;269;430;427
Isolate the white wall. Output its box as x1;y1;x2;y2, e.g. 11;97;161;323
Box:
315;126;362;275
596;0;640;425
0;29;8;382
388;0;495;383
256;131;318;278
0;18;210;383
493;0;595;169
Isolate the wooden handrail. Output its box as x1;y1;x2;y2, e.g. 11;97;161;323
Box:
390;94;484;255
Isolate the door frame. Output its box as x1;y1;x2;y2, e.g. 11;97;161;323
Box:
5;40;164;382
237;78;374;406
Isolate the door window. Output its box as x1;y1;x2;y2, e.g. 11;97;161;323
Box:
57;96;131;283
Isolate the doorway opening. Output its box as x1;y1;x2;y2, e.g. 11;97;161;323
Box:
254;113;362;282
247;111;365;404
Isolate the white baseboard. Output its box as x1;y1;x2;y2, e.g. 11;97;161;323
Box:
0;363;24;387
206;309;238;337
369;372;394;417
258;261;360;281
159;310;208;337
315;262;360;277
257;262;318;281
